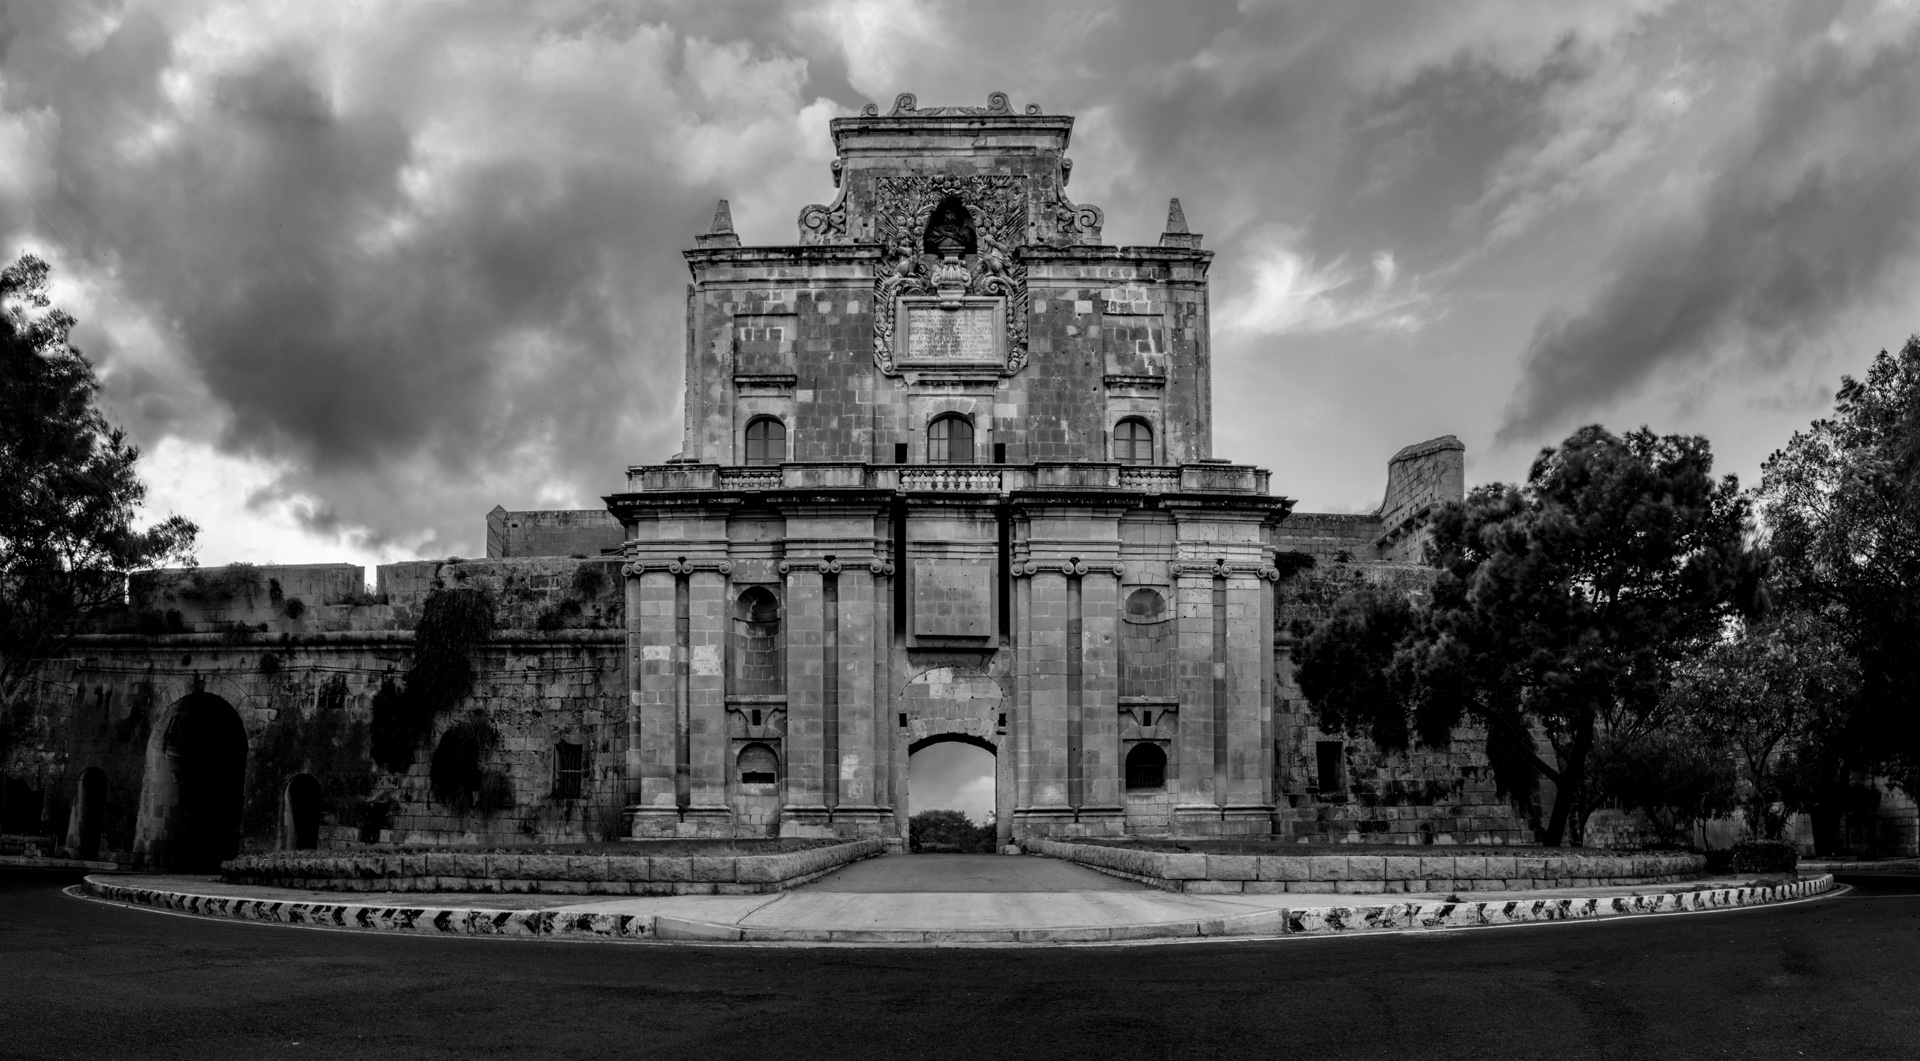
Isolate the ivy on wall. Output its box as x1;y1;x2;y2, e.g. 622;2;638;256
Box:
369;585;493;773
429;715;514;815
241;674;374;838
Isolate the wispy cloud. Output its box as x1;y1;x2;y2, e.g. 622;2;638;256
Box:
1226;231;1440;336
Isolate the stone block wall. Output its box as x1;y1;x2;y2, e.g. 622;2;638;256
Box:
485;507;625;559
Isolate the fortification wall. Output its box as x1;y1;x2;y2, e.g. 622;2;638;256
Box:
485;507;625;559
0;557;632;867
1270;558;1538;845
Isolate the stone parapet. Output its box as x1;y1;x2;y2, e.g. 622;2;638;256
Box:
1022;839;1705;894
218;839;883;896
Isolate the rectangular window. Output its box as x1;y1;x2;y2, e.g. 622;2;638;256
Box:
1315;740;1346;798
555;742;585;801
993;442;1007;464
894;442;909;463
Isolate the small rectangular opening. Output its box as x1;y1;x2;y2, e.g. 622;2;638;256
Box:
894;442;909;463
993;442;1007;464
555;742;585;800
1315;740;1346;797
899;713;908;727
740;771;776;785
998;712;1007;729
750;709;763;726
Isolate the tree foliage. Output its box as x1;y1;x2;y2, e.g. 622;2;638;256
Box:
0;254;196;712
1297;425;1757;845
1759;336;1920;814
1663;610;1858;840
907;809;996;853
368;585;494;772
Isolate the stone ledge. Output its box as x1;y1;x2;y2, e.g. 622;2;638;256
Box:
218;840;883;896
78;874;1836;945
1023;839;1706;892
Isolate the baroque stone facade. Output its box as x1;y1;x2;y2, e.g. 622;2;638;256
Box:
0;95;1572;869
605;95;1521;847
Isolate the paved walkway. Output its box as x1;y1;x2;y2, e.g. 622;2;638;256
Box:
82;852;1836;944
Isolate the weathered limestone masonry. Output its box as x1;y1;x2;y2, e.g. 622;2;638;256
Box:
1025;839;1704;894
2;559;630;869
603;93;1525;848
0;93;1546;869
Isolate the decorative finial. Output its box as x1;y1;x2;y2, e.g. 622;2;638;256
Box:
695;199;741;249
1165;198;1188;234
1159;198;1202;250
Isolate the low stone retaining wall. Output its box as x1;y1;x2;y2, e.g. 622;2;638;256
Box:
219;839;883;896
1025;839;1705;894
78;873;1836;944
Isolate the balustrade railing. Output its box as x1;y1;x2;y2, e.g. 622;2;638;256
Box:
899;467;1003;492
718;468;783;490
1118;467;1180;492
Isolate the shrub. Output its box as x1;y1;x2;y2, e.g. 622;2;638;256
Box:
1730;839;1799;874
570;564;608;598
430;717;506;814
282;597;306;620
908;809;996;853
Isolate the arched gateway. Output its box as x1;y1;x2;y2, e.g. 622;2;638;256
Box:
135;693;248;871
894;668;1010;848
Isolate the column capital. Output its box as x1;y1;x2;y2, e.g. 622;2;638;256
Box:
623;557;733;578
1172;558;1281;581
1011;560;1124;579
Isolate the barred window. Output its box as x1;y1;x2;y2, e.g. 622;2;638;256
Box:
738;743;779;786
554;742;585;800
744;417;786;466
1125;742;1167;791
928;414;974;465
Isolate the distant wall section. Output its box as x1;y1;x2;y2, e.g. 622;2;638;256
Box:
486;507;625;559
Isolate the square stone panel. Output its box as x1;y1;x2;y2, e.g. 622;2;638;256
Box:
912;558;994;638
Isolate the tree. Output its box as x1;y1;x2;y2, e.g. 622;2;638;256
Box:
1297;425;1757;845
1759;336;1920;823
1662;610;1858;840
0;254;196;716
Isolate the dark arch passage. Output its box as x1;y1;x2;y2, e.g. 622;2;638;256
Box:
165;694;248;871
906;734;996;829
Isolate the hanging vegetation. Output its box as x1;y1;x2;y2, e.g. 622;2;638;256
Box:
367;585;494;773
429;715;513;815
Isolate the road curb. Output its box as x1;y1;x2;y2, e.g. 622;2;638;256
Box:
76;873;1834;946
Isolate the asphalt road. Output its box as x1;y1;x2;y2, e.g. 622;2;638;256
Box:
2;868;1915;1061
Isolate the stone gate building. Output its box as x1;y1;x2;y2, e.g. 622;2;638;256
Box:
1;94;1622;870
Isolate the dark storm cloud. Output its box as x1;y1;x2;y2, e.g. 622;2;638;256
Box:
0;1;832;553
1498;12;1920;445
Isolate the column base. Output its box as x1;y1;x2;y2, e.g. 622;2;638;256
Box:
779;805;836;838
828;805;891;839
1221;803;1276;837
1012;806;1077;838
677;804;733;838
1066;805;1128;838
627;806;682;839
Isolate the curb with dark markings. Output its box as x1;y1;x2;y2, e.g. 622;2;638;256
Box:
74;872;1836;946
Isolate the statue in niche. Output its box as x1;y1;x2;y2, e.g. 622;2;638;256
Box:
922;196;978;258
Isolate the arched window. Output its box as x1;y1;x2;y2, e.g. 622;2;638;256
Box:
1125;743;1167;791
738;743;780;786
928;414;975;465
744;417;786;466
1113;418;1154;465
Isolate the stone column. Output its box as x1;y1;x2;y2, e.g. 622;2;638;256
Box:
1171;564;1220;834
682;567;731;835
1021;568;1074;832
1220;570;1274;831
629;567;681;837
831;564;886;836
1075;564;1124;834
779;564;831;835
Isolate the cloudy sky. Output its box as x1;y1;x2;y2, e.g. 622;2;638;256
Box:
4;0;1920;573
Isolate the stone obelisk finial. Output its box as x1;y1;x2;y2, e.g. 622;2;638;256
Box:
696;198;741;248
1159;198;1201;249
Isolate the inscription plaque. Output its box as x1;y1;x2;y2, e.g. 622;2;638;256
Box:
902;301;1001;365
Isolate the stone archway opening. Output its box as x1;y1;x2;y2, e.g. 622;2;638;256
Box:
156;693;248;871
73;767;107;860
285;773;322;850
906;734;997;853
